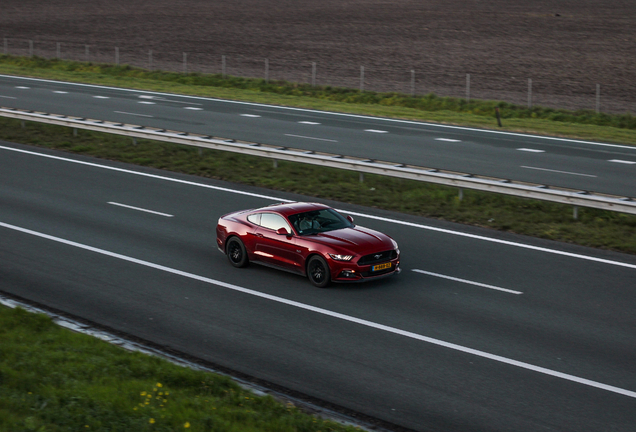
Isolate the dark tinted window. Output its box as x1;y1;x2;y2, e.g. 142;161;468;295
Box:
289;208;353;235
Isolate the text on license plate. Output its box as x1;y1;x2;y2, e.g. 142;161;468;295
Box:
372;262;392;272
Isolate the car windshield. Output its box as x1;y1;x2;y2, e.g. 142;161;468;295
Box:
288;208;353;235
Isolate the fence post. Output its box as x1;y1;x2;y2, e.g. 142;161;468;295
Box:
466;74;470;102
148;50;152;70
182;52;187;74
596;84;600;114
29;40;33;57
312;62;316;87
528;78;532;109
56;42;61;59
85;45;89;62
222;55;226;78
265;58;269;82
411;69;415;96
360;66;365;92
115;47;119;65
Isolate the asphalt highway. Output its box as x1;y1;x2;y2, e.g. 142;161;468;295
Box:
1;141;635;431
1;74;635;198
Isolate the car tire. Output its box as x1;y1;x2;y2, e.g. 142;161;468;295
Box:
307;255;331;288
226;237;249;268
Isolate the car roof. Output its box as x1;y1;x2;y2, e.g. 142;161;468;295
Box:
255;202;330;217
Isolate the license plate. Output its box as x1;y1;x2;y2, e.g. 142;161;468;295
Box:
372;262;392;272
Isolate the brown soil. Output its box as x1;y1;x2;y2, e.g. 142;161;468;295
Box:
1;0;635;113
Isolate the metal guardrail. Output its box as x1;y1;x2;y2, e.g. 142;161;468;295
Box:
2;106;636;215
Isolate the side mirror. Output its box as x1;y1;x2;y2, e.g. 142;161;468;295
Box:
346;215;354;223
277;227;290;236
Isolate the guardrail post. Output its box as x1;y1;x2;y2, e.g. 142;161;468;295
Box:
573;206;579;220
272;159;278;168
459;188;464;201
132;138;137;146
359;172;364;183
21;120;25;129
73;128;77;137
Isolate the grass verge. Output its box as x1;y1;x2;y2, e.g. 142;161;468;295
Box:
2;117;636;254
0;305;363;432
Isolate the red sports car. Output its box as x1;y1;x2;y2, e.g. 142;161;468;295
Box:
216;202;400;287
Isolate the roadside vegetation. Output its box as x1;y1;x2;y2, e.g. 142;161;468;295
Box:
0;305;363;432
0;54;635;256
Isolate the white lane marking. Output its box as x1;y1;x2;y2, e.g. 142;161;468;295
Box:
138;101;156;105
412;269;523;294
0;95;16;99
518;148;545;153
53;91;68;94
365;129;388;133
15;86;30;89
107;202;174;217
114;111;154;118
608;159;636;165
298;121;321;125
435;138;461;142
4;74;636;152
1;220;634;399
240;114;261;118
138;95;200;105
93;96;109;99
1;144;635;271
184;107;203;110
284;134;338;142
521;166;597;178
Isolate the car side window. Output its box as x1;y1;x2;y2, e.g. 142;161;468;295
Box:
247;213;261;225
260;213;291;232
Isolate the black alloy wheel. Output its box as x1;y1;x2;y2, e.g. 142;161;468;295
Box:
226;237;248;268
307;255;330;288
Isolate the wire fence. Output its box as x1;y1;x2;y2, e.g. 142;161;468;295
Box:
3;37;635;115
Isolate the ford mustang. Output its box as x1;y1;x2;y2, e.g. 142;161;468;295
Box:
216;202;400;287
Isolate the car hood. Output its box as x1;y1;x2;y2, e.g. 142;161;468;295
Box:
309;226;394;253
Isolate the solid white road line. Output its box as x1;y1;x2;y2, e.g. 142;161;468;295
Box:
2;144;635;270
1;220;634;399
412;269;523;294
435;138;461;142
521;166;597;178
517;148;545;153
113;111;154;118
608;159;636;165
284;134;338;142
107;202;174;217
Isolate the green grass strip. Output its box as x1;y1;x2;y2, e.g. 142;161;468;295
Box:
1;117;635;254
0;305;363;432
